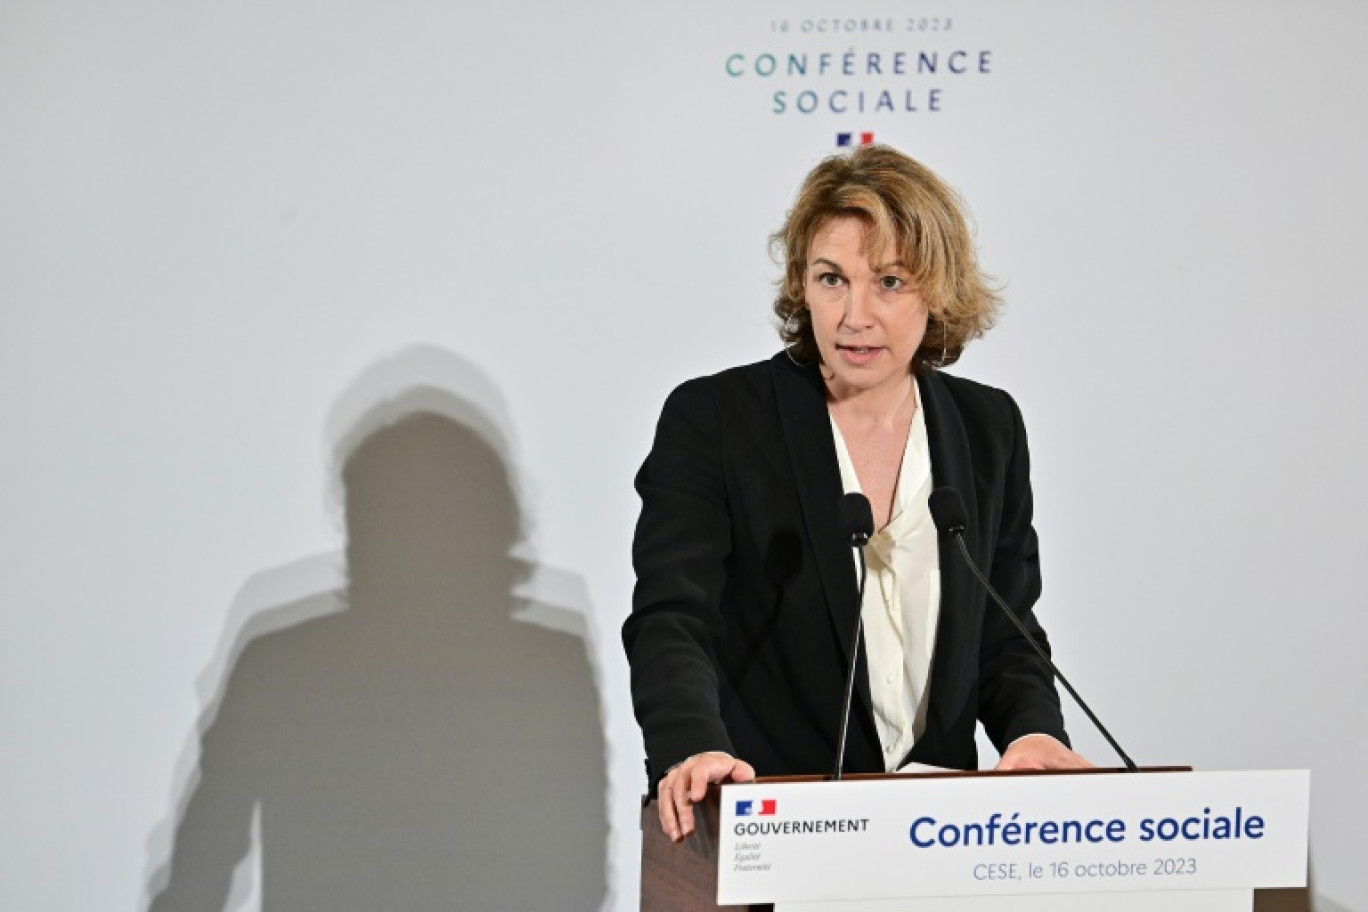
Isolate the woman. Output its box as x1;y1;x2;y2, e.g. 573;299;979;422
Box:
623;145;1091;842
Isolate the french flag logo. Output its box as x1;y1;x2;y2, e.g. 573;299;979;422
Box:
836;132;875;148
735;799;777;816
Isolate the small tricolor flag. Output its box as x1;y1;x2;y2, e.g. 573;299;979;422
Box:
735;799;778;816
836;132;875;148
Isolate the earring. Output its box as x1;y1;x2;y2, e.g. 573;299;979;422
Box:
782;310;808;367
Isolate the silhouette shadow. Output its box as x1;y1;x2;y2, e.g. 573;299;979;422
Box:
146;355;608;910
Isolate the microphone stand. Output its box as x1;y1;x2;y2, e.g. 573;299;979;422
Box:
833;538;869;781
947;530;1138;772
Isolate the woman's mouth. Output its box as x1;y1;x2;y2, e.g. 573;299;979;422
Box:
837;345;881;365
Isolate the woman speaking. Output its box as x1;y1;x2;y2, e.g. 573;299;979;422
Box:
623;145;1091;842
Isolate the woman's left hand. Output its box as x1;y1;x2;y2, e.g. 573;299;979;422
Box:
994;733;1093;771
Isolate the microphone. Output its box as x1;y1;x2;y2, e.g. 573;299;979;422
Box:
927;487;968;536
833;493;874;781
838;492;875;544
928;487;1138;772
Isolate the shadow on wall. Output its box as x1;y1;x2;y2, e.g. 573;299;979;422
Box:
145;349;608;910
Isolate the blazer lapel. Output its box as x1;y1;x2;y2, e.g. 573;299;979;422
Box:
767;355;870;703
916;370;981;753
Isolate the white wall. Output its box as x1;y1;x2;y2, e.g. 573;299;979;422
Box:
2;1;1365;909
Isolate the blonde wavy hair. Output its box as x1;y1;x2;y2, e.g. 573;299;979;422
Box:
772;145;1001;372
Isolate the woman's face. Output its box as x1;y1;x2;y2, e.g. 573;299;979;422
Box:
804;216;928;402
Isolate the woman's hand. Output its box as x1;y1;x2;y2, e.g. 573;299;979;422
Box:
994;734;1093;771
657;751;757;841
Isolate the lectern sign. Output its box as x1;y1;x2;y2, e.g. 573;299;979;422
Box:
717;770;1308;905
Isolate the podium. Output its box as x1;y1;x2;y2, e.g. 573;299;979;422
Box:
640;769;1309;911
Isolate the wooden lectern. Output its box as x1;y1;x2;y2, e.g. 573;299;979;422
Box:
641;785;758;912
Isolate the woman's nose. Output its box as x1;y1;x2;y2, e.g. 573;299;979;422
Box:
842;284;874;328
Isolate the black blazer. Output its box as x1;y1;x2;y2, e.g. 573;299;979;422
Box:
623;353;1067;787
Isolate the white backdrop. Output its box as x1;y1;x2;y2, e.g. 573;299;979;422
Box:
3;1;1366;909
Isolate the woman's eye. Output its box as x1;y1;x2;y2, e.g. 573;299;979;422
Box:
879;275;906;291
817;272;844;287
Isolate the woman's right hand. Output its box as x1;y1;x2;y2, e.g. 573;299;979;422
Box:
657;751;757;841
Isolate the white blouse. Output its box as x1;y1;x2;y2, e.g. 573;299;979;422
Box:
829;401;941;771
